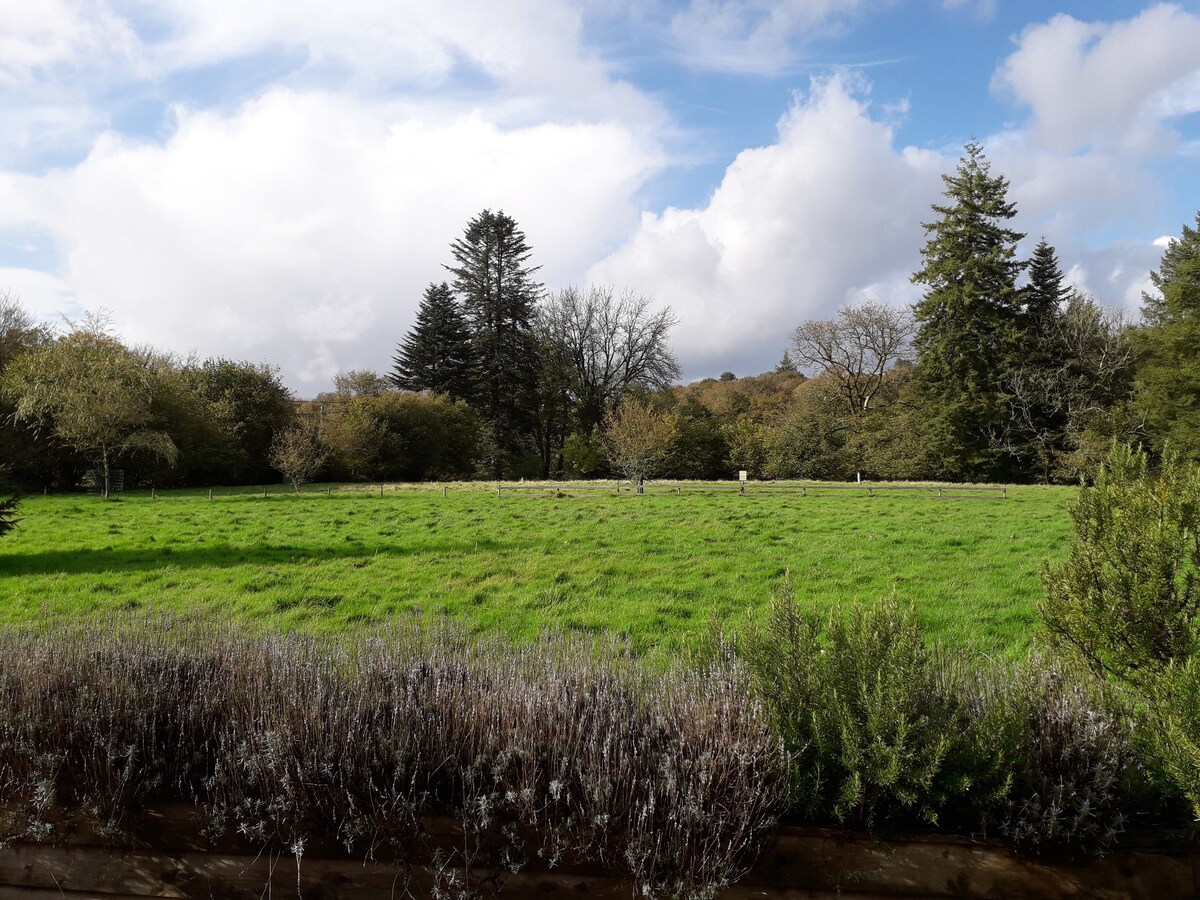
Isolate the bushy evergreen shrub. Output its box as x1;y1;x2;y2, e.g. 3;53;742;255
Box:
741;588;1000;828
740;586;1143;846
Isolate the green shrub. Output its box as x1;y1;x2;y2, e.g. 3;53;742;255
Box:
741;587;993;828
740;586;1143;846
1039;443;1200;822
1039;443;1200;690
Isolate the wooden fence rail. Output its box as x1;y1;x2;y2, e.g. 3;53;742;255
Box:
497;481;1008;499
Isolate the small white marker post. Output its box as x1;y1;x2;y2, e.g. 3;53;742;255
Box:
739;470;747;494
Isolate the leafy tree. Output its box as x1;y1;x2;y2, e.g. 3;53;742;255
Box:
603;399;678;486
334;369;391;399
1133;212;1200;460
1040;444;1200;691
320;391;480;482
179;358;295;484
269;422;326;492
2;327;178;497
446;210;542;476
911;142;1026;480
390;283;476;401
0;296;68;490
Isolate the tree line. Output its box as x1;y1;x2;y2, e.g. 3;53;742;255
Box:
1;147;1198;497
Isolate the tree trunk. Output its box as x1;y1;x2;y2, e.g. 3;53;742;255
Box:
101;448;111;500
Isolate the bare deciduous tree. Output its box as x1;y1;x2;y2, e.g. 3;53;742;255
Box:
269;423;327;493
1002;292;1137;481
540;286;681;432
790;301;914;415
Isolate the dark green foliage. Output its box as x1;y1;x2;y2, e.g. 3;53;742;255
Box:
321;391;480;481
1133;212;1200;460
178;358;295;484
1039;444;1200;690
446;210;543;477
664;401;731;479
1024;238;1070;324
775;351;797;374
0;496;17;538
911;142;1026;480
391;282;476;401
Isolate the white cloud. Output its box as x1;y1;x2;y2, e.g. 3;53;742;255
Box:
0;0;142;84
994;4;1200;154
0;90;663;390
668;0;878;74
589;73;943;378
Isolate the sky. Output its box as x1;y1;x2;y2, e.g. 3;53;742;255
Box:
1;1;1198;393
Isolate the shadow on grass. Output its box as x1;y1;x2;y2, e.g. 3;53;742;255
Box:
0;538;509;578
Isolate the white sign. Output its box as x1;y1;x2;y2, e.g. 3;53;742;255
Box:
738;470;748;482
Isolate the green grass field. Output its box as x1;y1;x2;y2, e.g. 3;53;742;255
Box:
0;482;1075;658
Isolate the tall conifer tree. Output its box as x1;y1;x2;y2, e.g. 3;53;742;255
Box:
445;210;542;476
1134;212;1200;459
911;142;1026;480
391;282;475;401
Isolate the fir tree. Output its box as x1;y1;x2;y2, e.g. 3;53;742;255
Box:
445;210;542;476
775;350;798;374
391;282;475;401
1134;212;1200;459
911;142;1026;480
1025;237;1069;323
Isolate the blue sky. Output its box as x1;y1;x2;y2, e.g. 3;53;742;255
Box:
1;1;1198;391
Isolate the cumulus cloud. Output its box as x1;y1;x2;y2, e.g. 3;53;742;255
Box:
0;90;663;389
994;4;1200;154
589;73;944;379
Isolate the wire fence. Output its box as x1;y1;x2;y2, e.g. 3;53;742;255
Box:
78;479;1010;501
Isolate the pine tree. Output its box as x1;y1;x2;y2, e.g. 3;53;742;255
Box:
445;210;542;476
911;142;1026;480
1134;212;1200;459
1025;237;1069;323
391;282;475;401
775;350;798;374
1008;238;1071;478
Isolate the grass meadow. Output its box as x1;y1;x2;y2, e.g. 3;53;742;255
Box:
0;482;1074;658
